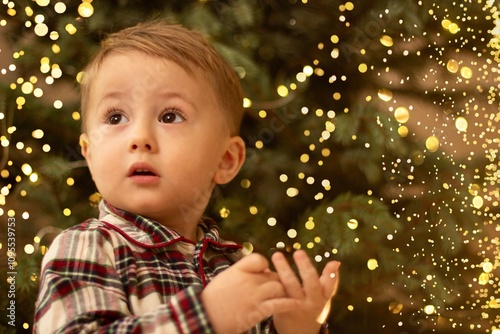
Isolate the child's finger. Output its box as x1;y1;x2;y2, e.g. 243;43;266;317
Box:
255;280;287;301
236;297;297;332
293;250;322;300
319;261;341;298
271;252;304;299
260;297;300;316
235;253;270;273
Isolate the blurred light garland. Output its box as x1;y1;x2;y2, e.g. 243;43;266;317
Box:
250;1;500;331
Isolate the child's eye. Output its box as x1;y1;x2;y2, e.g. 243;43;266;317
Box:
105;111;128;125
159;110;185;124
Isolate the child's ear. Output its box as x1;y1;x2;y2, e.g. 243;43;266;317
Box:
79;133;91;164
214;136;246;185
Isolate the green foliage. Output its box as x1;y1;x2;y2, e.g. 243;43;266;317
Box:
298;193;402;257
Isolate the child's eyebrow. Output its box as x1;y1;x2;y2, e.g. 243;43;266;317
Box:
99;91;126;101
96;90;198;111
156;91;198;110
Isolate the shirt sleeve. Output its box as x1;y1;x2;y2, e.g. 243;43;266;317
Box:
33;226;214;334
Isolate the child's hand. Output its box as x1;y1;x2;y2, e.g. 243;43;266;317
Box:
201;253;298;333
271;250;340;334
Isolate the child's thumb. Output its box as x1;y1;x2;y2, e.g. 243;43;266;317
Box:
235;253;270;273
320;261;341;298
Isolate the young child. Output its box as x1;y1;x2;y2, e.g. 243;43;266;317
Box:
34;21;340;333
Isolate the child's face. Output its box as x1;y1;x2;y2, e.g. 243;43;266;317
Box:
80;51;243;233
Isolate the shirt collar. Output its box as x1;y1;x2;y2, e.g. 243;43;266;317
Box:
98;200;239;250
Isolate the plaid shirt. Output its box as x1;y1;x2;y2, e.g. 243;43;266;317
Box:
34;201;276;333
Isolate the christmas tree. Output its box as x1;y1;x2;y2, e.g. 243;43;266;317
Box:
0;0;499;333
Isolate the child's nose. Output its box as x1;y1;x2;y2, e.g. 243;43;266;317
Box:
131;142;153;151
128;126;158;153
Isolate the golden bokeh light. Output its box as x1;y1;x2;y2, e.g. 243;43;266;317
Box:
394;107;410;123
78;2;94;18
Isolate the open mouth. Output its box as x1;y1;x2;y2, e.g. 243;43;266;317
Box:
128;163;159;178
132;169;156;176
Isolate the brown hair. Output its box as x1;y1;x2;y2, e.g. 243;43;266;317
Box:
80;21;244;135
